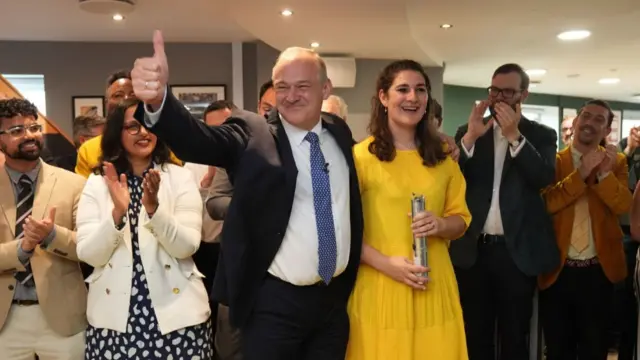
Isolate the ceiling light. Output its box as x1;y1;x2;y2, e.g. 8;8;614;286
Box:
440;24;452;29
529;84;537;88
112;13;124;21
557;30;591;41
310;42;320;48
599;78;620;85
281;9;293;16
526;69;547;76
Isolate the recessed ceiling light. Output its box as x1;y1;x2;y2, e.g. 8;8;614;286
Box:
440;24;453;29
281;9;293;17
112;14;124;21
599;78;620;85
526;69;547;76
310;42;320;48
557;30;591;41
529;84;537;88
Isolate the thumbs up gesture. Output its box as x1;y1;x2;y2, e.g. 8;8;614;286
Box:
132;30;169;109
23;207;57;245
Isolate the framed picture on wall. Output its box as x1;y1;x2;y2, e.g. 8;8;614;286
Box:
608;110;622;144
170;85;226;121
72;96;105;118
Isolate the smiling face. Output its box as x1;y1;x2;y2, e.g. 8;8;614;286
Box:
574;103;611;147
379;69;429;129
272;50;331;130
0;115;43;162
120;106;157;161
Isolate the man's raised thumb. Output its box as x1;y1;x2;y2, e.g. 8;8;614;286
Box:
153;30;165;59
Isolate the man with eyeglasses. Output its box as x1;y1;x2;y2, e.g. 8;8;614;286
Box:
452;63;559;360
0;98;87;359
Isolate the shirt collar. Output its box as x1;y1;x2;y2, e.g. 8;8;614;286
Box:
5;161;41;186
279;114;324;146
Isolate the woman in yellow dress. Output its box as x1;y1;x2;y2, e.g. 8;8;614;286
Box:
346;59;471;360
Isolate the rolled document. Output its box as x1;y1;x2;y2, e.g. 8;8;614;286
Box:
411;193;429;277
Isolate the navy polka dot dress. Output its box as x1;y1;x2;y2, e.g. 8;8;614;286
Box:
85;169;213;360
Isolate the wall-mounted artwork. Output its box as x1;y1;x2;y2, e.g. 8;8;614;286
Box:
72;96;105;118
171;85;226;121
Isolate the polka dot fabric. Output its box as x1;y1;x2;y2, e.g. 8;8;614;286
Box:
305;132;337;284
85;168;213;359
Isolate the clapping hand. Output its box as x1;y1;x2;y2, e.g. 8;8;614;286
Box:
22;207;56;251
103;162;129;218
578;150;606;179
462;100;492;149
493;102;522;141
598;144;618;176
142;169;161;215
132;30;169;109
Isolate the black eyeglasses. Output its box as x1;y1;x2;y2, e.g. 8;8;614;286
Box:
0;123;43;138
123;122;142;135
487;86;522;99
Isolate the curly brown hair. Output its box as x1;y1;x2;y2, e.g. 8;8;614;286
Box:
368;60;447;167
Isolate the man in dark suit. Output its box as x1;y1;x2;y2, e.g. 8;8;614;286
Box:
451;63;559;360
131;30;363;360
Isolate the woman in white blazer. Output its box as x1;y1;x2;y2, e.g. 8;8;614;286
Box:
76;99;212;359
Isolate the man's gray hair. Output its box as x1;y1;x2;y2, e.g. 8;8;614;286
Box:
273;47;328;83
72;114;105;146
323;95;348;119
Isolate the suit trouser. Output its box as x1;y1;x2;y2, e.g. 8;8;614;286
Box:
240;275;349;360
540;260;613;360
0;304;84;360
215;304;243;360
613;237;638;360
455;238;536;360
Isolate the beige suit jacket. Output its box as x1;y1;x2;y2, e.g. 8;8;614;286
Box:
0;160;87;336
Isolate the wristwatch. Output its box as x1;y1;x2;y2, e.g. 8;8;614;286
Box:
509;134;524;148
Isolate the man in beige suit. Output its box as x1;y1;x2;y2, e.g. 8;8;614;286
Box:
0;98;86;360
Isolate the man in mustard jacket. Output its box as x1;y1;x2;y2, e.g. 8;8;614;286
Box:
540;99;632;360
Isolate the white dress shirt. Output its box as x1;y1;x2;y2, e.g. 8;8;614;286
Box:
145;97;351;286
462;122;526;235
268;118;351;285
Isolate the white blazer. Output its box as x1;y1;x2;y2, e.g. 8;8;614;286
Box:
76;163;211;335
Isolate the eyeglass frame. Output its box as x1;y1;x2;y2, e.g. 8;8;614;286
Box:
486;86;525;99
0;123;43;138
123;122;143;135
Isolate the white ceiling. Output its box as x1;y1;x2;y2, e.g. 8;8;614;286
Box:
2;0;639;103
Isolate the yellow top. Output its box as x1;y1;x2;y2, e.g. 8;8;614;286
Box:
346;136;471;360
74;135;182;178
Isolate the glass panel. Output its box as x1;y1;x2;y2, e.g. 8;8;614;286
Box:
2;74;46;115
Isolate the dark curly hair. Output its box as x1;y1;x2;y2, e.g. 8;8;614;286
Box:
0;98;39;125
94;99;171;175
368;60;447;167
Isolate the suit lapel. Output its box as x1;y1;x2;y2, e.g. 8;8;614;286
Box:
0;167;16;236
32;161;55;221
321;115;355;174
501;118;529;181
267;112;298;200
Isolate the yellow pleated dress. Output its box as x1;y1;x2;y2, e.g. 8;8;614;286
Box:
346;137;471;360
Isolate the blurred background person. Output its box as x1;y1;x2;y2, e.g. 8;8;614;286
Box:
322;94;348;121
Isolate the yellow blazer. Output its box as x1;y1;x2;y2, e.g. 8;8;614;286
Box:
539;146;631;289
75;135;182;178
0;161;87;336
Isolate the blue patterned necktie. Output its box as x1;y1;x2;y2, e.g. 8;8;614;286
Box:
305;131;337;284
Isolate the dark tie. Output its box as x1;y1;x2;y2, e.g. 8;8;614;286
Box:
304;132;337;284
14;175;35;287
